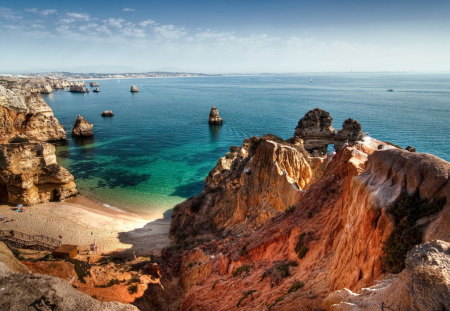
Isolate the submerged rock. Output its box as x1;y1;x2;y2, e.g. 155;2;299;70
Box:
208;106;223;125
71;115;94;137
0;142;77;205
101;110;114;117
130;85;139;92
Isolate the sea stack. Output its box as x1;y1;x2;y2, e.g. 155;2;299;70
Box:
69;85;89;93
130;85;139;92
90;82;100;87
71;115;94;137
208;106;223;125
101;110;114;117
93;87;100;92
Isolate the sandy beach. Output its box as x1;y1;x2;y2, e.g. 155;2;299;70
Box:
0;195;172;256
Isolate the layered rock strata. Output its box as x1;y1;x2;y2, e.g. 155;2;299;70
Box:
0;142;77;205
0;85;67;143
0;242;138;311
157;109;449;311
208;106;223;125
72;115;94;137
323;240;450;311
0;84;77;205
170;135;313;238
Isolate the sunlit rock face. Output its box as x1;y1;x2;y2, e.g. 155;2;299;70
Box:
0;142;77;205
323;240;450;311
294;108;363;153
158;109;449;311
0;85;67;143
71;115;94;137
170;135;315;239
208;106;223;125
0;242;139;311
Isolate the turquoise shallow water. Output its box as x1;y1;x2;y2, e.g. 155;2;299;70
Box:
43;73;450;216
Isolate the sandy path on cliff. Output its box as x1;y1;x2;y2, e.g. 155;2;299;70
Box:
0;196;171;256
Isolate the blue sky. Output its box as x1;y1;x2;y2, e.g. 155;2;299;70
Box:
1;0;450;73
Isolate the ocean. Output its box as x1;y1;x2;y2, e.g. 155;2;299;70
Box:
43;73;450;217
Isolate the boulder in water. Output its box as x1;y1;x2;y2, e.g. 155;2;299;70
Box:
130;85;139;92
101;110;114;117
208;106;223;125
71;115;94;137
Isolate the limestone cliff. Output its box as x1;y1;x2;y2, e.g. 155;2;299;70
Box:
170;135;314;239
157;109;449;311
323;240;450;311
0;142;77;205
0;85;66;143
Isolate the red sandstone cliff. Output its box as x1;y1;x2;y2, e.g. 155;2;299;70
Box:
140;110;449;311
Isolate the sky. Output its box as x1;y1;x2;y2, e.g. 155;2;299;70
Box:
1;0;450;73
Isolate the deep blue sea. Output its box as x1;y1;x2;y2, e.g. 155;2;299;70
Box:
43;73;450;217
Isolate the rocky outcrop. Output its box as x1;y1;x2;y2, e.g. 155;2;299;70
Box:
323;240;450;311
71;115;94;137
70;85;89;93
130;85;139;92
101;110;114;117
0;142;77;205
170;135;314;239
0;85;67;143
294;108;364;153
208;106;223;125
90;82;100;87
161;109;449;311
0;242;138;311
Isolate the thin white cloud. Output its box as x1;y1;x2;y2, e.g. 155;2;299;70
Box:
139;19;155;27
25;8;57;16
66;12;90;21
154;25;187;40
0;7;22;20
123;8;135;12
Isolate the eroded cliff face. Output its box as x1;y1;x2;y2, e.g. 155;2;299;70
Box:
0;85;66;143
156;110;449;311
0;84;77;205
0;242;138;311
0;142;77;205
170;135;316;239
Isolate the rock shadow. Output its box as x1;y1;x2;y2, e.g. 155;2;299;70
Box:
113;209;173;258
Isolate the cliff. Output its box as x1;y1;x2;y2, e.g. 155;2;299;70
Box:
0;242;138;311
155;109;449;311
0;85;66;143
0;84;77;205
0;142;77;205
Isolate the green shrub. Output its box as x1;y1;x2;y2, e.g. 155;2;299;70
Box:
268;296;284;309
288;280;305;293
237;289;256;306
382;192;445;273
285;205;296;214
294;233;309;259
95;278;123;288
232;265;252;277
71;259;90;283
128;284;138;294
